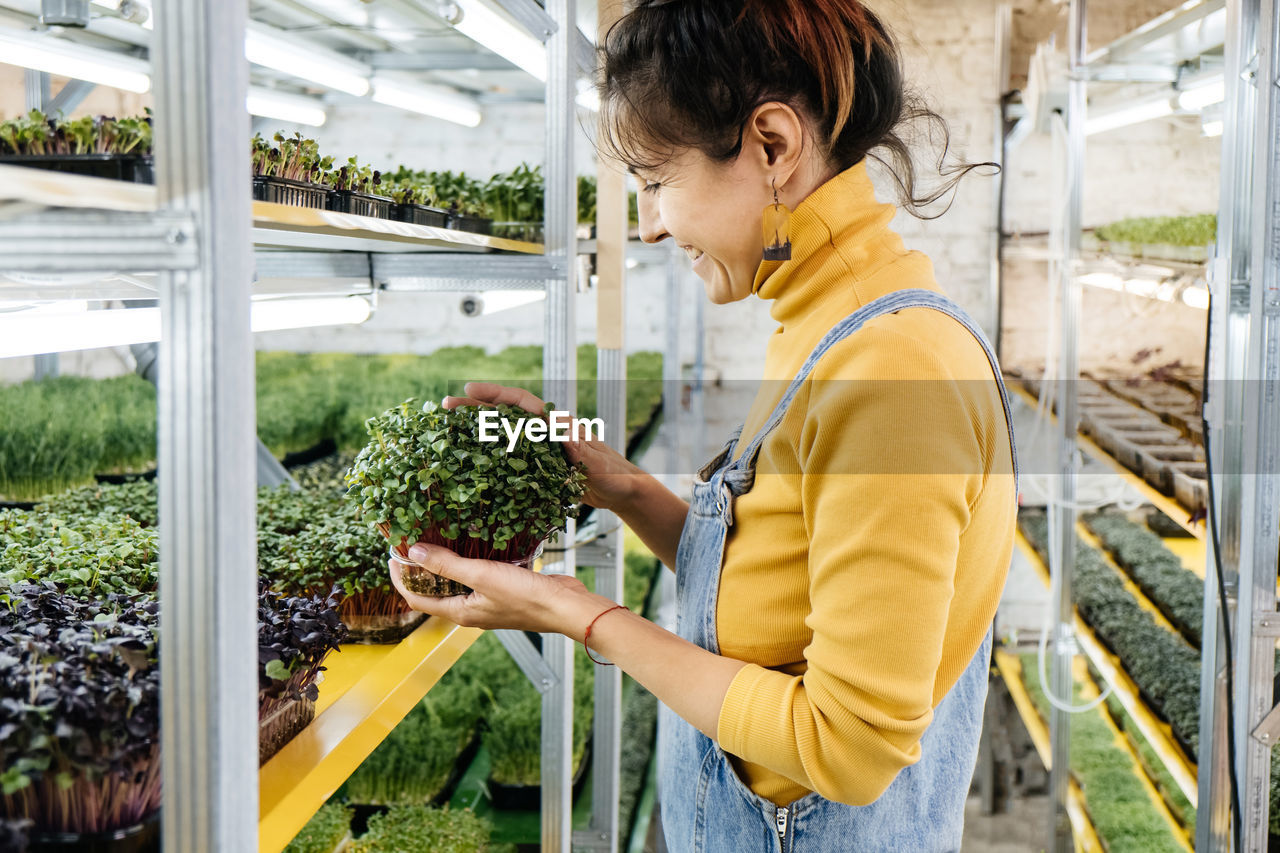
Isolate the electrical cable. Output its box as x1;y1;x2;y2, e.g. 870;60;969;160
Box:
1201;290;1242;851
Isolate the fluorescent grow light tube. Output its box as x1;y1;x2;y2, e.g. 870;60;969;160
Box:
0;297;372;358
247;88;327;127
1201;119;1224;137
1085;97;1175;136
451;0;546;81
459;289;545;317
0;28;150;92
371;78;482;127
245;22;371;96
1177;79;1225;112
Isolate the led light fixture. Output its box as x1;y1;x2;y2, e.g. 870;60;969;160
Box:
247;88;327;127
0;27;150;92
371;78;482;127
1085;97;1175;136
1201;119;1224;138
451;0;546;81
245;23;371;96
1177;79;1225;112
459;289;545;317
0;296;372;358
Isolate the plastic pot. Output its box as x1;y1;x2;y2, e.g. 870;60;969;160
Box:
328;190;394;219
259;695;316;764
446;213;493;235
391;203;449;228
389;539;544;598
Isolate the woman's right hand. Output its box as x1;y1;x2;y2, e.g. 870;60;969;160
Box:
442;382;647;513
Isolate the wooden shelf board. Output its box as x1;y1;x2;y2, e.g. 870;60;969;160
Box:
252;201;543;254
993;650;1103;853
258;616;483;853
1011;384;1205;541
1014;531;1200;807
0;163;157;212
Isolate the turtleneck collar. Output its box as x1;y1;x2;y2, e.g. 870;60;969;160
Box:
751;160;901;329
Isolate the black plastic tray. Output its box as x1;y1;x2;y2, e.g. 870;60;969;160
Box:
0;154;154;184
252;175;328;209
447;213;493;235
392;203;449;228
328;190;393;219
28;813;159;853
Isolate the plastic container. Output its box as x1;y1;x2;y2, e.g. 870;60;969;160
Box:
391;203;449;228
28;814;159;853
259;695;316;764
328;190;394;219
342;608;426;645
1139;447;1203;495
390;540;544;598
446;213;493;235
1172;463;1208;516
488;739;591;812
252;175;329;209
0;154;154;184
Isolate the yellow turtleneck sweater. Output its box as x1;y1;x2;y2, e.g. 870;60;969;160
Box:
713;162;1016;807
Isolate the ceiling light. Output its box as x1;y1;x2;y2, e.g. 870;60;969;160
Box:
1085;98;1174;136
1177;79;1225;112
371;78;481;127
247;88;327;127
1201;119;1224;137
251;295;371;331
0;27;150;92
245;23;370;96
451;0;546;81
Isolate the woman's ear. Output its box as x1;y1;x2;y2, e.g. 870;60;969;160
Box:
743;101;806;184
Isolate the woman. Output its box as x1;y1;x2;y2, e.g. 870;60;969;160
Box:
390;1;1017;850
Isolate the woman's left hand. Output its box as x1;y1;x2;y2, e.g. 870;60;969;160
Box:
388;542;593;636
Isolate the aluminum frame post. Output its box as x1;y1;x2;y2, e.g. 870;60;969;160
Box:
1235;0;1280;846
663;249;681;485
152;0;257;850
1047;3;1086;852
1197;0;1259;848
541;0;577;848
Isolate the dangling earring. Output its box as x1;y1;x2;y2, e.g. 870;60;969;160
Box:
762;177;792;261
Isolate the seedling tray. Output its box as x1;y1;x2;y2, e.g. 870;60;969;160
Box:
341;608;426;645
1172;463;1207;516
447;213;493;235
0;153;154;184
392;203;449;228
27;813;159;853
253;175;329;209
259;695;317;765
1139;447;1204;495
328;190;394;219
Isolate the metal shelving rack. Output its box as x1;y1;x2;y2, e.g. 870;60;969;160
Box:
1004;0;1280;850
0;0;642;850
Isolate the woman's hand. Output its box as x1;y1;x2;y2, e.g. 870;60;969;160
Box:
389;542;598;637
442;381;646;513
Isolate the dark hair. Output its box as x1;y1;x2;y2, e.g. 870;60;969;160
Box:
598;0;992;219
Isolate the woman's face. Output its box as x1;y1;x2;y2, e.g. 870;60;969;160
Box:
633;148;772;304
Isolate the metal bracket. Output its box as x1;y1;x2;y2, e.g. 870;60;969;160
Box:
46;79;98;117
489;0;557;41
1253;610;1280;636
570;830;615;851
256;440;299;491
494;629;559;694
1253;702;1280;745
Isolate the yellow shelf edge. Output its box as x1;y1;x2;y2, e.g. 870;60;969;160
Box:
993;651;1104;853
1014;532;1200;807
1010;384;1205;541
1075;660;1195;851
258;616;483;853
252;201;544;254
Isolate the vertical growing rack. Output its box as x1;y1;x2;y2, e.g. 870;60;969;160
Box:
1000;0;1280;850
0;0;656;850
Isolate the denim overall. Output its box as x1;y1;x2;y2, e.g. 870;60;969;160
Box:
659;289;1018;853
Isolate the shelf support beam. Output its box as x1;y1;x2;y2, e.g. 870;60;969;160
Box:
152;0;257;850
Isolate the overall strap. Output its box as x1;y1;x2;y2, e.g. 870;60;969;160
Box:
724;288;1019;492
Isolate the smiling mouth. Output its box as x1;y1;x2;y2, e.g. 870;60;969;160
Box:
682;246;704;263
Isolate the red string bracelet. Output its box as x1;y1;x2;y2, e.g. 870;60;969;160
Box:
583;603;628;666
